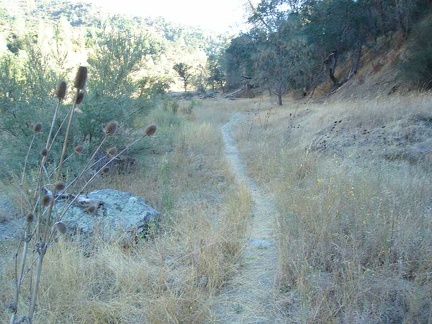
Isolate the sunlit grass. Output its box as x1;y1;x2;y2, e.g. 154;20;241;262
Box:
0;102;253;323
233;94;432;322
2;93;432;322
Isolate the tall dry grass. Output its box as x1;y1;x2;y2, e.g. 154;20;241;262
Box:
3;91;431;323
232;93;432;323
1;98;252;323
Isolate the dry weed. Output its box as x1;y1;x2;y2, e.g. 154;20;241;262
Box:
234;93;432;322
1;101;253;323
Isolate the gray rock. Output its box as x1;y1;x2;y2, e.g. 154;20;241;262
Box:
249;238;273;249
0;191;20;241
57;189;160;241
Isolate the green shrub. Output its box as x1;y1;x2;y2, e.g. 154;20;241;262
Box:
7;67;158;323
398;14;432;88
162;97;179;114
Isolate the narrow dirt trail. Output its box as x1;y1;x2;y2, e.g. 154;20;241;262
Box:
212;112;282;323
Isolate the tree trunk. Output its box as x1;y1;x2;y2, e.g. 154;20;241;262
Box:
330;45;363;94
277;84;283;106
324;51;339;86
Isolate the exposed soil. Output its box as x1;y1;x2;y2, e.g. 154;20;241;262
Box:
212;112;284;323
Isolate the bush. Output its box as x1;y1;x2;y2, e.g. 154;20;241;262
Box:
398;14;432;88
7;67;158;323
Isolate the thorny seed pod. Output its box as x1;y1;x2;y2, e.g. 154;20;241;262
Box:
74;66;88;90
145;124;157;136
26;212;34;223
54;221;67;234
104;121;118;136
56;81;67;100
86;204;97;214
74;145;84;154
101;166;110;174
40;147;48;157
75;91;84;105
106;147;117;157
54;181;65;191
41;194;52;207
33;122;42;133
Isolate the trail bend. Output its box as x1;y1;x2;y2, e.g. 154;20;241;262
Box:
213;112;283;323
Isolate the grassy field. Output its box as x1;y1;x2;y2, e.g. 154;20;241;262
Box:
232;93;432;323
1;93;432;323
0;98;251;323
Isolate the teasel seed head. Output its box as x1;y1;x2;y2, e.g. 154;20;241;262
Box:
40;147;48;157
54;221;67;234
74;145;84;154
75;91;84;105
145;124;157;136
54;181;65;191
56;81;67;100
74;66;88;90
107;147;117;157
74;144;84;154
41;194;52;207
104;121;118;136
26;212;34;223
86;204;97;214
33;122;42;133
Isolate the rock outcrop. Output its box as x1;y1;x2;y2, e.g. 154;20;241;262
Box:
57;189;160;242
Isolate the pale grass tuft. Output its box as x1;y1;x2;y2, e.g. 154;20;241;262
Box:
233;94;432;322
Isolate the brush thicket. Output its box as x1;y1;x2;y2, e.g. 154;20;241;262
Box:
8;66;157;324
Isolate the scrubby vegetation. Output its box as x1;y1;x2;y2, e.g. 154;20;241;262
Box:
1;0;432;323
233;95;432;322
0;76;252;322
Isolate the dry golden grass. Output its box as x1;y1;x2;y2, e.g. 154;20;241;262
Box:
0;103;252;323
233;93;432;323
2;92;432;323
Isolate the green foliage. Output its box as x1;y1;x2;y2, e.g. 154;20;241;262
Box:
254;14;318;104
0;38;67;175
136;75;172;98
398;14;432;88
6;65;159;323
223;34;257;90
302;0;366;53
76;16;162;150
162;97;180;114
223;0;432;95
173;62;193;92
87;16;163;97
207;53;225;89
0;2;221;176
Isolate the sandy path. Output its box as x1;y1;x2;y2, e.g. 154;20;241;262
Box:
212;112;281;323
